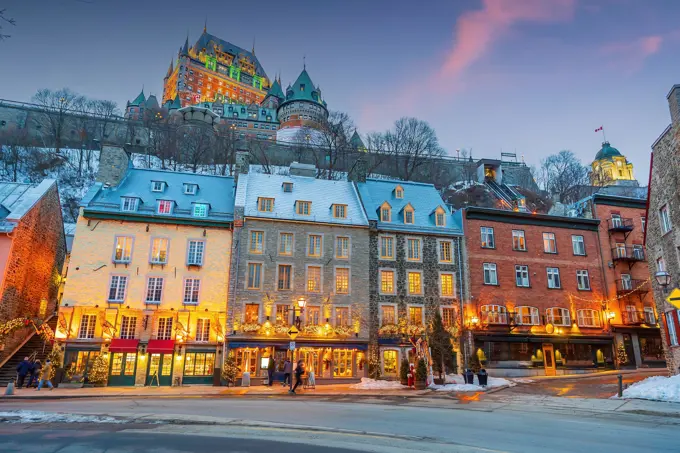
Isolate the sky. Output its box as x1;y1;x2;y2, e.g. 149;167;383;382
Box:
2;0;679;180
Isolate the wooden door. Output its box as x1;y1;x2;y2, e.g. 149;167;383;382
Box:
542;343;556;377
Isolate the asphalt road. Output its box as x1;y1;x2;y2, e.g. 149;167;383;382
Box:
1;395;678;453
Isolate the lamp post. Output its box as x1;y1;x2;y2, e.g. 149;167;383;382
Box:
287;297;306;392
655;271;672;295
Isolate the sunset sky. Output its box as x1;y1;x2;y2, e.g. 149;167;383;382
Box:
3;0;679;178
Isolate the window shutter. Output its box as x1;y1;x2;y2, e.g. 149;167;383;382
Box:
564;310;571;326
577;310;584;326
532;309;540;326
674;311;680;342
662;313;672;346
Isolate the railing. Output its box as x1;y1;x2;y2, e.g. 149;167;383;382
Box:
611;246;645;262
615;278;649;295
622;311;655;325
608;218;634;232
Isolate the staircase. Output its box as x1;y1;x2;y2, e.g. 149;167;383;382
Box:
0;317;57;386
485;181;528;212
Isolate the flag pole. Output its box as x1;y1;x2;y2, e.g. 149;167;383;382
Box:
602;126;607;143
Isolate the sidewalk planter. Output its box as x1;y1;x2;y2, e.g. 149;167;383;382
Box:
463;370;475;384
433;377;445;385
477;371;488;387
414;380;427;390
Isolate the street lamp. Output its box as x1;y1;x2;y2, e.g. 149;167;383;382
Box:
655;271;671;289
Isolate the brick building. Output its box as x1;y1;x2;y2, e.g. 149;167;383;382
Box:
463;207;614;376
0;180;66;363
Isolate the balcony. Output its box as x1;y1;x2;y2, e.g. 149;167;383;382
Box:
622;310;656;326
611;246;645;268
608;218;634;234
615;279;650;296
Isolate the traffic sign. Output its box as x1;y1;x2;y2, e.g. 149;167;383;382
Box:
289;341;296;351
287;325;299;340
666;288;680;309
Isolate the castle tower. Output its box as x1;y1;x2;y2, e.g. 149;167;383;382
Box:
590;141;636;186
275;68;329;144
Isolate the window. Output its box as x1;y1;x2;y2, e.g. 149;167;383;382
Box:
381;306;396;325
383;350;398;376
406;238;421;261
621;273;632;290
78;314;96;339
577;270;591;290
435;208;446;227
195;319;210;342
278;233;293;256
183;278;200;304
666;312;678;346
157;317;173;340
306;266;322;292
146;277;164;303
277;264;292;290
121;197;138;212
611;214;622;228
483;263;498;285
641;216;646;233
193;203;209;217
577;309;601;327
296;201;311;215
282;182;293;193
258;197;274;212
152;181;165;192
516;306;540;325
633;245;644;260
157;200;173;214
512;230;526;251
660;205;672;234
184;184;198;195
409;306;423;324
333;204;347;219
120;316;137;339
336;236;349;259
481;227;495;248
113;236;133;263
275;305;290;325
442;307;455;327
481;305;508;324
108;275;127;302
333;349;353;377
335;267;349;294
247;263;262;289
546;307;571;326
408;271;422;295
307;306;320;325
547;267;561;289
335;307;350;327
183;352;215;376
150;238;169;264
543;233;557;253
187;240;205;265
572;235;585;256
515;265;530;287
395;186;403;198
244;304;260;323
249;231;264;254
308;234;322;257
440;273;455;297
380;204;391;222
438;240;453;263
380;270;395;294
644;307;656;325
614;243;626;258
380;236;395;259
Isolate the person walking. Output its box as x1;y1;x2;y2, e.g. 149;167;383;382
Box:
282;358;292;386
27;359;42;388
289;359;305;394
267;357;276;386
36;359;54;391
15;357;31;388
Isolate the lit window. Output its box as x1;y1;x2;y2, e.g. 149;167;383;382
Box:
406;238;421;261
249;230;264;254
380;270;395;294
381;306;396;325
278;264;292;290
335;268;349;294
335;236;349;259
247;263;262;289
438;240;452;263
516;306;540;325
296;201;311;215
481;227;495;248
121;197;138;212
547;267;561;288
244;304;260;324
108;275;128;302
187;240;205;266
306;266;322;292
577;270;590;290
335;307;350;326
333;204;347;219
512;230;526;251
150;238;169;264
546;307;570;326
572;235;585;256
543;233;557;253
308;234;322;257
577;309;601;327
258;197;274;212
481;305;507;324
78;314;96;339
279;233;293;256
409;306;423;324
440;273;455;297
442;307;456;327
113;236;133;263
151;181;165;192
196;319;210;342
193;203;209;217
157;317;173;340
515;265;530;287
379;236;395;259
145;277;164;304
483;263;497;285
183;278;200;304
157;200;173;214
407;271;422;295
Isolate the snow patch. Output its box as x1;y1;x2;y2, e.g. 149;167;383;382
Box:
511;378;535;384
618;374;680;403
431;374;515;392
349;378;406;390
0;410;126;424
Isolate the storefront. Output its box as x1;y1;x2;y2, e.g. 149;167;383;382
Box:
63;345;102;383
182;349;217;385
145;340;175;386
613;327;666;369
107;339;140;386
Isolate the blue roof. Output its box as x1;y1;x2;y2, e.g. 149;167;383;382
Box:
236;172;368;226
82;168;235;224
355;178;462;235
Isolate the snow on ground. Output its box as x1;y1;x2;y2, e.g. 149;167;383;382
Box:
430;374;515;392
349;378;406;390
510;378;535;384
618;374;680;403
0;410;126;424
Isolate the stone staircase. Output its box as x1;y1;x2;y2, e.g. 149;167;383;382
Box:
0;317;57;386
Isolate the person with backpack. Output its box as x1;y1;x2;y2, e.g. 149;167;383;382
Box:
282;358;292;386
289;359;305;394
27;359;42;388
36;359;54;391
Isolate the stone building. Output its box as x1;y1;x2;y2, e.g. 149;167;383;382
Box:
354;177;465;378
227;162;370;384
0;180;66;363
463;207;615;377
58;146;234;386
647;84;680;375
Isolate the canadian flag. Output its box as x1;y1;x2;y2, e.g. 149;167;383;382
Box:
594;126;603;132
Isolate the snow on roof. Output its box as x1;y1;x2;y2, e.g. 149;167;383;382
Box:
0;180;58;232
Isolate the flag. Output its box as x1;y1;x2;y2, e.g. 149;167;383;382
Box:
594;126;603;132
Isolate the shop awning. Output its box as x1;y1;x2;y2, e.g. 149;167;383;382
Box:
227;341;367;351
108;339;139;353
147;340;175;354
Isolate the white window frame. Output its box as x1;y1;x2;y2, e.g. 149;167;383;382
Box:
195;318;210;342
112;236;134;263
481;227;495;249
119;315;137;339
543;232;557;253
660;205;672;234
334;266;350;295
405;237;422;262
439;272;456;298
406;270;424;296
515;265;530;287
572;235;585;256
576;270;591;290
78;314;96;339
547;267;561;289
641;216;646;233
184;183;198;195
157;200;173;215
121;197;139;212
643;307;656;325
246;261;263;290
515;306;540;326
379;235;395;261
576;309;601;328
512;230;526;251
437;239;453;264
145;276;164;304
666;312;678;346
157;317;173;340
183;278;201;305
187;239;206;266
546;307;571;327
193;203;209;218
151;181;165;192
107;274;128;302
379;268;397;295
305;264;323;293
481;305;508;324
278;232;294;256
150;237;169;264
483;263;498;285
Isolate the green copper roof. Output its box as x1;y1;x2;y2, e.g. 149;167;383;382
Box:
350;130;365;149
595;142;622;161
283;69;325;106
170;95;181;110
129;90;146;107
266;79;284;100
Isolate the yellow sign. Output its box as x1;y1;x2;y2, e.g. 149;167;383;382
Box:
287;326;299;340
666;288;680;310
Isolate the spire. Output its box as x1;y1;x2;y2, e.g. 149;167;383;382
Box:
303;54;306;70
203;18;207;34
252;36;256;55
165;59;174;78
181;34;189;55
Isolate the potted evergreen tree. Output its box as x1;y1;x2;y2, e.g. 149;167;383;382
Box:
429;312;455;385
414;358;428;390
400;358;410;386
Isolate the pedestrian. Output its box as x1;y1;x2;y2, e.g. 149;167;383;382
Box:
27;359;42;388
289;359;305;394
268;357;276;386
282;358;292;386
15;356;31;389
36;359;54;391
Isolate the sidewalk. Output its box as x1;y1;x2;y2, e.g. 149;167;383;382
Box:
513;368;667;382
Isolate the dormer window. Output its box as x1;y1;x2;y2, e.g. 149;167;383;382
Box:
282;182;293;193
157;200;173;214
380;202;391;222
184;183;198;195
395;185;404;199
193;203;209;218
300;84;305;92
333;204;347;219
258;197;274;212
403;203;414;224
296;201;311;216
434;207;447;227
152;181;166;192
121;197;138;212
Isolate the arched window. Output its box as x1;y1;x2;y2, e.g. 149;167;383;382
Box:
546;307;571;326
480;305;507;325
577;309;601;327
515;306;540;325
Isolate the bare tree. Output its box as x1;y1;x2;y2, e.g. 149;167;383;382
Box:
363;131;394;177
31;88;86;155
248;138;276;174
311;111;355;180
382;117;445;181
177;123;213;173
213;123;239;175
0;9;15;41
539;150;589;203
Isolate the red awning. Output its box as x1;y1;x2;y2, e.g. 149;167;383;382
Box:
147;339;175;354
108;339;139;353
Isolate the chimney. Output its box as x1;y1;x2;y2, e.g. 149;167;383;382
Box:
96;145;130;187
234;150;250;181
289;162;316;178
348;156;367;183
667;84;680;125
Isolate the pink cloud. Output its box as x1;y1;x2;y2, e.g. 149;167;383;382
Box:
600;35;664;72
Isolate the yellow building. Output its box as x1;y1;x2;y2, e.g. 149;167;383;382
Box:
57;146;234;386
591;141;635;185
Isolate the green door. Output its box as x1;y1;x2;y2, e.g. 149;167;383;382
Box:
108;352;137;386
147;353;173;386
